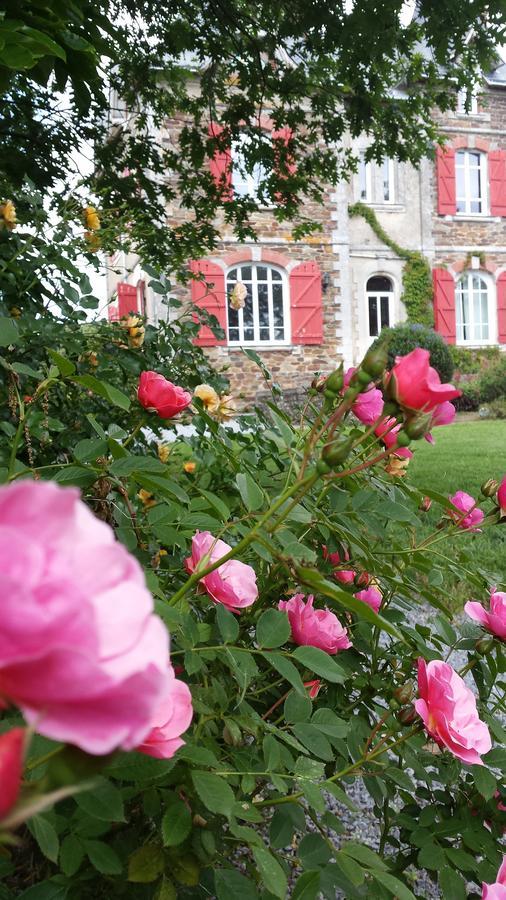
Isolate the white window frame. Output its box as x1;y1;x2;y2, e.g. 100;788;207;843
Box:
231;134;268;203
381;158;395;203
358;153;372;202
456;150;488;215
226;263;290;347
457;89;479;116
110;87;128;124
456;272;495;346
366;277;394;338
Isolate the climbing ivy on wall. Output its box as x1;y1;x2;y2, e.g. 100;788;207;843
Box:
349;202;434;327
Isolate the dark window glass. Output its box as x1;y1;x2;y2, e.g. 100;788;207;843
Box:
368;297;378;336
240;266;252;281
256;266;268;281
257;283;269;328
228;306;239;329
228;268;238;281
380;296;390;328
271;270;282;281
367;276;392;292
273;284;284;328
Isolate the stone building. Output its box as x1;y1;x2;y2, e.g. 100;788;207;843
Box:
107;61;506;400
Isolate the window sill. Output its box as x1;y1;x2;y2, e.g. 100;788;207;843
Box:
221;344;295;352
359;202;405;213
456;342;497;348
445;215;500;222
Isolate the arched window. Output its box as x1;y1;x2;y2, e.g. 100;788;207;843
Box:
456;272;492;344
366;276;393;337
226;264;289;345
456;150;487;214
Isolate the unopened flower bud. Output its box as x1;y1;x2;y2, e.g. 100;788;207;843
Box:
311;374;327;393
316;459;331;476
325;369;344;395
481;479;499;498
322;436;354;467
393;682;414;705
404;414;432;440
475;636;495;655
395;431;411;448
389;698;400;710
397;705;417;726
419;496;432;512
361;345;388;380
382;400;400;418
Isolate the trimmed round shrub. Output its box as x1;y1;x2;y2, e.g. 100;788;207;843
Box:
371;322;454;382
478;354;506;402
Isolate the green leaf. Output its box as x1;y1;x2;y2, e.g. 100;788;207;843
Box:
192;771;235;816
154;877;177;900
52;465;97;488
256;609;291;649
75;777;125;821
371;871;417;899
439;868;467;900
72;375;130;410
59;834;85;877
0;317;20;346
17;883;68;900
214;869;260;900
236;472;264;511
252;846;288;899
216;604;239;643
29;815;59;863
128;845;165;883
161;799;192;846
170;852;200;886
47;349;75;376
73;438;108;463
341;842;388;870
284;691;312;723
292;870;321;900
296;571;402;639
84;839;122;875
472;764;497;800
292;646;346;683
262;652;306;696
292;724;334;761
298;834;332;869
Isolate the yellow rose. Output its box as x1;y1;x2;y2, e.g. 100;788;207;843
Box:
157;443;171;463
122;315;145;348
385;457;410;477
84;205;101;231
138;488;156;508
216;394;236;421
183;461;197;474
229;282;247;310
194;383;220;413
0;200;16;230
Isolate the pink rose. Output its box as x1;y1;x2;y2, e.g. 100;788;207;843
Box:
449;490;485;531
465;590;506;641
185;531;258;611
354;586;382;613
483;857;506;899
414;658;491;766
322;545;355;584
136;665;193;759
375;417;413;459
278;594;351;654
389;348;461;413
498;476;506;514
0;481;170;755
0;729;24;820
344;367;384;426
138;371;192;419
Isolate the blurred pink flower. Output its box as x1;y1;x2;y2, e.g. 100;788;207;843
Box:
375;417;413;459
136;665;193;759
278;594;351;655
0;729;24;820
482;856;506;899
0;481;170;755
425;400;457;444
185;531;258;611
138;371;192;419
449;490;485;531
415;658;491;766
389;348;461;413
354;586;382;613
465;590;506;641
498;476;506;515
322;545;355;584
344;367;384;425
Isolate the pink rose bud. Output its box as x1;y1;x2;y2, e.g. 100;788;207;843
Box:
304;679;322;699
278;594;351;655
185;531;258;611
449;490;485;531
482;856;506;899
414;658;491;766
343;367;384;426
138;371;192;419
375;417;413;459
388;348;461;413
419;496;432;512
322;545;355;584
0;481;171;755
136;665;193;759
0;729;24;820
498;476;506;514
354;586;382;614
465;590;506;642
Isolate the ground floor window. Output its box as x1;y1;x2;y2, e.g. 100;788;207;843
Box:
456;272;491;344
366;275;393;337
226;264;289;345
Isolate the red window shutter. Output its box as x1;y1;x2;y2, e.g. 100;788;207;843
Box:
190;260;227;346
497;272;506;344
489;150;506;216
436;146;456;215
208;122;232;199
433;268;456;344
289;262;323;345
117;282;139;318
272;127;296;175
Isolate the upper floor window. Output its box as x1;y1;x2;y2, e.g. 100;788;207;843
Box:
456;273;492;344
457;89;479;116
231;135;267;202
366;275;393;337
358;154;395;204
456;150;487;214
226;264;289;345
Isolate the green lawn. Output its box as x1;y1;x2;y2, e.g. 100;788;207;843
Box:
409;418;506;604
